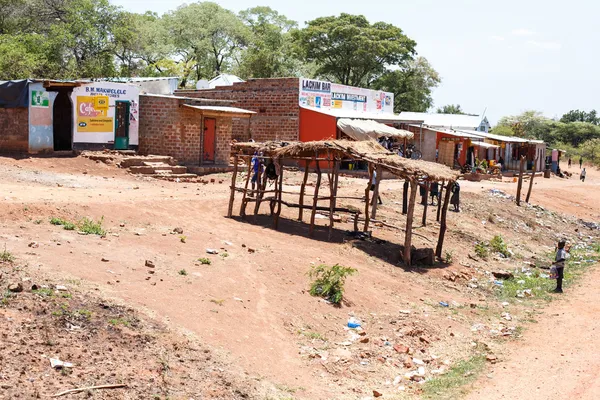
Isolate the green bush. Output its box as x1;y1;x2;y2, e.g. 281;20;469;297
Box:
78;217;106;236
490;235;510;257
198;258;211;265
50;217;67;225
308;264;356;304
474;242;489;259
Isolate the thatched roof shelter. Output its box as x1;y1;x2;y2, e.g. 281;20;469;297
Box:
232;140;458;182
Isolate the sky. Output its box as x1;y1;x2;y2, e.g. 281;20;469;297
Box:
111;0;599;124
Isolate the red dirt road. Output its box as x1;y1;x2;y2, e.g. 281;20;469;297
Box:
466;265;600;400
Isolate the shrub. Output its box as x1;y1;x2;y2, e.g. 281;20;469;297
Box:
490;235;510;258
474;242;489;259
50;217;67;225
198;258;211;265
0;245;14;263
308;264;357;304
178;269;188;276
444;250;454;264
78;217;106;236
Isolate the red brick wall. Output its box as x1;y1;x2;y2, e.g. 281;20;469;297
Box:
176;77;300;142
0;107;29;152
138;95;233;165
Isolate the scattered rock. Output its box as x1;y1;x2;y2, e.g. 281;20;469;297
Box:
360;337;370;344
492;270;514;280
28;242;39;248
8;283;23;293
173;227;184;234
394;344;409;354
101;258;109;262
145;260;155;268
373;390;383;398
486;354;498;364
50;358;73;369
206;249;219;254
148;270;155;275
55;285;68;291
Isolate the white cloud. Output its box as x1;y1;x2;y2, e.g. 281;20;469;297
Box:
490;35;505;41
512;28;536;36
527;40;562;50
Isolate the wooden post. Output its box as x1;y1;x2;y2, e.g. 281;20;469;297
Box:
422;181;429;227
309;159;321;237
274;159;284;229
328;160;340;241
525;157;538;203
435;180;453;259
402;180;408;215
403;179;418;266
239;156;252;217
298;160;310;221
516;156;526;206
364;164;374;232
227;154;238;217
436;181;444;222
370;165;381;219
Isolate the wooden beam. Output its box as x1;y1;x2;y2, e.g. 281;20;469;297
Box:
402;180;409;215
298;160;310;221
435;180;453;259
227;155;238;217
436;180;444;222
516;156;526;206
370;165;381;219
403;179;418;266
328;160;340;241
274;158;284;229
309;159;322;237
422;181;429;227
239;157;252;217
363;164;374;232
525;157;538;203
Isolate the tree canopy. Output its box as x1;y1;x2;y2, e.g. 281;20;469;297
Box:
436;104;464;114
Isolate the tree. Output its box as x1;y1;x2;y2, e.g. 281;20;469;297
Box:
436;104;464;114
235;6;299;78
496;111;550;139
0;34;47;80
560;109;599;125
293;13;416;87
372;57;440;113
580;138;600;164
490;125;516;137
165;2;250;86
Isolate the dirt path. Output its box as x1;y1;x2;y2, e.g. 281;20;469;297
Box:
466;266;600;400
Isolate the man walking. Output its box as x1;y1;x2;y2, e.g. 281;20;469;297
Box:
579;157;583;169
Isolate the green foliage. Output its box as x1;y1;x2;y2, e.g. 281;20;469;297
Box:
77;217;105;235
474;242;489;260
76;309;92;319
560;109;599;125
198;257;212;265
490;125;516;137
372;57;441;112
178;269;188;276
436;104;465;114
0;245;14;263
1;291;13;306
50;217;67;225
179;235;187;243
293;13;416;87
108;317;130;326
33;288;55;297
490;235;510;258
444;250;454;264
298;329;327;341
308;264;356;304
422;355;486;399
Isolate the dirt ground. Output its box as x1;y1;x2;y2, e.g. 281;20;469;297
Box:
0;154;598;399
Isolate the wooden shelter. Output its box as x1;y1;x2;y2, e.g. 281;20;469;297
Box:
229;140;459;266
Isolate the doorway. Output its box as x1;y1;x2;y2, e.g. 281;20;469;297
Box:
53;90;73;151
203;118;216;164
114;101;130;150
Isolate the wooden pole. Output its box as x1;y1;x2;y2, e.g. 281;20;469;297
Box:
328;159;339;241
436;180;444;222
435;180;453;259
525;157;538;203
227;155;238;217
422;181;429;227
298;160;310;221
516;155;526;206
274;159;284;229
239;157;252;217
370;165;381;219
309;159;321;237
364;164;374;232
402;180;408;215
403;179;418;266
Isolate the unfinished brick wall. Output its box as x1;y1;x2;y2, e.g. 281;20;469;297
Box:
176;77;300;142
139;95;234;165
0;107;29;152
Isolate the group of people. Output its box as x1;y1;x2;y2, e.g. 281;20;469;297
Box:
567;157;587;182
419;181;461;212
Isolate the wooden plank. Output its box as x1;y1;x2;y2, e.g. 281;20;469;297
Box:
309;159;322;237
403;179;418;266
363;164;374;232
227;155;238;217
436;180;444;222
402;180;409;215
525;157;538;203
298;160;310;221
422;181;429;226
435;180;453;259
239;157;252;217
328;160;340;241
370;165;381;220
274;158;284;229
516;156;526;206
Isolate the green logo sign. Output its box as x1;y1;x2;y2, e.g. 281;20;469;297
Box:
31;90;49;107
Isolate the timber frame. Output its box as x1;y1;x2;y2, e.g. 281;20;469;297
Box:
228;140;459;266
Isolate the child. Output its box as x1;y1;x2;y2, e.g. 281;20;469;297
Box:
450;182;460;212
553;239;570;293
430;182;439;206
250;152;263;196
581;168;587;182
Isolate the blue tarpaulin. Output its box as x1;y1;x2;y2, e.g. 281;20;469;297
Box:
0;79;31;108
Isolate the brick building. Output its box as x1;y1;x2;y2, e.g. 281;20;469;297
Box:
0;107;29;152
138;94;254;166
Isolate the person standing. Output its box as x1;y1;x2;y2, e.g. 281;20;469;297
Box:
581;168;587;182
250;152;263;196
370;169;382;205
430;182;439;206
579;157;583;169
568;157;572;168
450;182;460;212
553;239;570;293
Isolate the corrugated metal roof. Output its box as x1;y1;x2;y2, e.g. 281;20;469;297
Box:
183;104;255;115
399;112;484;129
301;106;423;123
472;141;500;149
457;129;530;143
412;125;483;139
337;118;414;140
209;74;244;88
